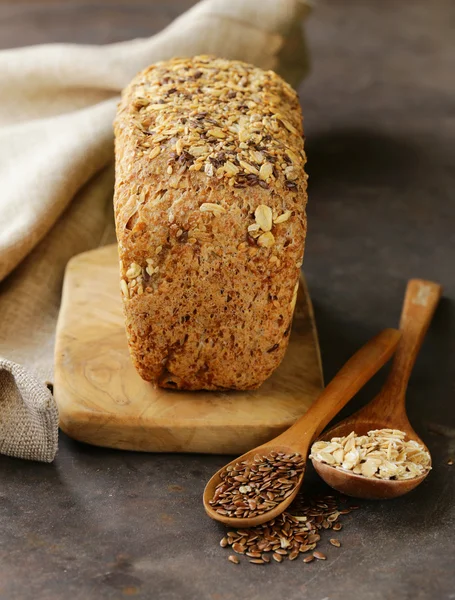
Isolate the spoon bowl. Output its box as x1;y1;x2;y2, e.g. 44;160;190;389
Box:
203;443;304;528
203;328;401;527
311;279;441;500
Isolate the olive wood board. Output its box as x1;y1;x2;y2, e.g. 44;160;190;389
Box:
54;244;323;454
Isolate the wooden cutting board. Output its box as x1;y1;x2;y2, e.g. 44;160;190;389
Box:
54;244;323;454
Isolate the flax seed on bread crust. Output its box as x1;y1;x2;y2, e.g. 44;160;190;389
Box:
114;56;307;390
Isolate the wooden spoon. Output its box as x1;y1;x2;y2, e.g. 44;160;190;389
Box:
203;328;401;527
312;279;442;500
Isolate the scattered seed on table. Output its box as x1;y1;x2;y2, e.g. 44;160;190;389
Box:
228;555;239;564
273;553;283;563
330;539;341;547
303;555;315;563
328;512;340;522
218;494;353;566
249;559;265;564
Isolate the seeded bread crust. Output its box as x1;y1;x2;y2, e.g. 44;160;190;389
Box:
114;56;308;390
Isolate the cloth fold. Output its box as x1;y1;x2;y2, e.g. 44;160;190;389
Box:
0;359;58;462
0;0;311;461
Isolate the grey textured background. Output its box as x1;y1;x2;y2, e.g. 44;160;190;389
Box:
0;1;454;599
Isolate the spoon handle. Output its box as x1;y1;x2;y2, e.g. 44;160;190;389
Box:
373;279;442;415
277;328;401;450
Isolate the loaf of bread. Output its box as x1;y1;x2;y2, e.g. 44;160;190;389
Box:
114;56;307;390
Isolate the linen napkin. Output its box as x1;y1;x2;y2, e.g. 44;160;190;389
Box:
0;0;312;461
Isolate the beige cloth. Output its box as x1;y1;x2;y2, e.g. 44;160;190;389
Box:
0;0;311;461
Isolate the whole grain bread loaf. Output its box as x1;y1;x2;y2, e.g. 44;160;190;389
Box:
114;56;308;390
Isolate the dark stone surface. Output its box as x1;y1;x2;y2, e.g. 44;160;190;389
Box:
0;1;454;599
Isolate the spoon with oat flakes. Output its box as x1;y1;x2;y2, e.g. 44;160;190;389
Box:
311;279;441;500
203;328;401;527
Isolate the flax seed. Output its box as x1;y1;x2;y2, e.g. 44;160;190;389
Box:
218;493;354;567
209;452;304;519
273;553;283;563
232;543;246;554
303;555;314;563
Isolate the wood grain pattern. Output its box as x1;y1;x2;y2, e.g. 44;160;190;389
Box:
54;244;323;454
